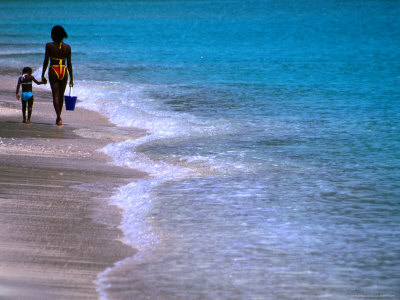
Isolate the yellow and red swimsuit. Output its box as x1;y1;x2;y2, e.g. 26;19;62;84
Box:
50;57;68;80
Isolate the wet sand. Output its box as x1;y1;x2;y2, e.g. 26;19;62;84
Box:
0;73;147;299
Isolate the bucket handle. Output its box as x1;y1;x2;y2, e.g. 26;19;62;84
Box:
69;86;72;96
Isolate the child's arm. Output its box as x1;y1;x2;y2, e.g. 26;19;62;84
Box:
16;77;21;100
32;76;46;85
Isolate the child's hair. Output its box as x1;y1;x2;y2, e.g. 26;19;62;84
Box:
51;25;68;43
22;67;32;74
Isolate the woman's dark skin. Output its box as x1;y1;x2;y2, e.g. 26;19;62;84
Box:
42;29;74;125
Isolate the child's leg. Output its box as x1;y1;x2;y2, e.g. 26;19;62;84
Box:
21;100;27;122
27;96;34;123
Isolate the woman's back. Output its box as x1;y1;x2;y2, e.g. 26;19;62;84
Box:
47;42;71;59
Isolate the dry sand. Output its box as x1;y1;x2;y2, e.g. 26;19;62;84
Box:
0;71;147;299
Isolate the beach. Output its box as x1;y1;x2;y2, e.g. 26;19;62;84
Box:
0;72;146;299
1;1;399;298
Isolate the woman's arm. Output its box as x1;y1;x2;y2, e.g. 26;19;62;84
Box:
41;43;50;81
67;46;73;87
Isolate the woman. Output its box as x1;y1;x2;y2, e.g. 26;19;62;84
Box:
42;25;74;125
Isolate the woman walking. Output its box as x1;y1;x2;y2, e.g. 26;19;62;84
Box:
42;25;74;125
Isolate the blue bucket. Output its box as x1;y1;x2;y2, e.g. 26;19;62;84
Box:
64;87;77;111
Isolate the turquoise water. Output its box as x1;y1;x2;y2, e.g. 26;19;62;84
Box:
1;0;399;299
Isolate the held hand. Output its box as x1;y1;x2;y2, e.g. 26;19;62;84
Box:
69;81;74;88
41;76;47;84
16;94;20;100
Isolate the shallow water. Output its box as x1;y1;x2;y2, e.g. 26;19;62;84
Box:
1;0;400;299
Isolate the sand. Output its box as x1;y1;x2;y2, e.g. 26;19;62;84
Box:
0;71;147;299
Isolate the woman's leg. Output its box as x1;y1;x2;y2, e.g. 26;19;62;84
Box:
49;70;68;125
50;83;68;125
50;80;61;124
58;76;68;122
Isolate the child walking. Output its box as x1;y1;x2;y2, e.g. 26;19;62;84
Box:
16;67;46;124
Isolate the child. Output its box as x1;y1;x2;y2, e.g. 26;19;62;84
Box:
16;67;46;124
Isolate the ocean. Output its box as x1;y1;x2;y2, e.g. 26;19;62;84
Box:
1;0;399;299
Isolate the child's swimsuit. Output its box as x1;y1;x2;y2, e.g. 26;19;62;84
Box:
50;57;67;80
21;91;33;101
21;81;33;101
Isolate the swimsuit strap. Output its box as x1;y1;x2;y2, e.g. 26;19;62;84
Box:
50;57;65;62
59;42;62;49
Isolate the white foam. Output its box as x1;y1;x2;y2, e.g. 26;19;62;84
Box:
73;80;226;249
74;80;227;137
65;80;252;277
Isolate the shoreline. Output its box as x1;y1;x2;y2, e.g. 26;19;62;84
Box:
0;71;147;299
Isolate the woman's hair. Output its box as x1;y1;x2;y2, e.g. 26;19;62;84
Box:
22;67;32;74
51;25;68;43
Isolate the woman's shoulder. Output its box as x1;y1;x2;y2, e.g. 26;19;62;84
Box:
46;42;70;49
62;42;71;51
46;42;71;57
